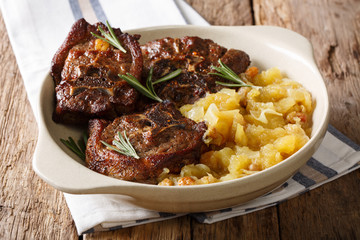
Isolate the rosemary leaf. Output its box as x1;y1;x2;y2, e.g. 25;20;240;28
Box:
112;140;127;152
101;131;140;159
119;73;163;102
77;139;86;153
146;68;160;101
146;68;155;96
215;81;250;87
152;69;182;85
119;68;181;102
101;141;127;154
209;59;254;88
60;134;87;161
83;134;88;147
105;20;127;53
118;131;138;157
77;132;88;153
91;20;127;53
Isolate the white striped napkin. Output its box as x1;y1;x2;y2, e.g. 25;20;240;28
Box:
1;0;359;235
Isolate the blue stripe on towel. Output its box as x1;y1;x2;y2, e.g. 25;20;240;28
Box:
159;212;177;218
306;157;338;178
136;218;150;223
90;0;107;23
244;207;257;212
328;125;360;151
109;225;123;231
82;227;95;234
292;172;316;188
68;0;83;20
220;208;233;213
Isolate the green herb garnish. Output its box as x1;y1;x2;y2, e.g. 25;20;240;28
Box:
60;133;88;161
152;69;182;85
119;68;181;102
91;20;127;53
119;69;162;102
101;131;140;159
210;59;254;88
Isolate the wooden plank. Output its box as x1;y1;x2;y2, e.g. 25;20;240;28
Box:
278;171;360;239
253;0;360;238
0;13;78;240
84;208;280;240
186;0;253;25
191;208;280;240
84;216;192;239
253;0;360;144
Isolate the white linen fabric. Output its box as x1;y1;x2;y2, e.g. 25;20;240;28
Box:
1;0;359;235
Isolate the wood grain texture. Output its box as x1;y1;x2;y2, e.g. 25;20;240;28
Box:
186;0;253;25
0;0;359;239
253;0;360;144
278;171;360;239
253;0;360;239
0;13;78;240
84;216;192;239
191;208;280;240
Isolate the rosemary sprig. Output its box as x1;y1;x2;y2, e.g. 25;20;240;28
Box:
152;69;182;85
60;132;88;161
209;59;254;88
119;68;181;102
101;131;140;159
91;20;127;53
119;70;162;102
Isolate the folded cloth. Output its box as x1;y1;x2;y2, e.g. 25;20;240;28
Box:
1;0;359;235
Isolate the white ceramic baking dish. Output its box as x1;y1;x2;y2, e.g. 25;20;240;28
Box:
33;25;329;213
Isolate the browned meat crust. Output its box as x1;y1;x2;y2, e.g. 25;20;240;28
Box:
85;101;207;183
141;36;250;107
51;18;143;124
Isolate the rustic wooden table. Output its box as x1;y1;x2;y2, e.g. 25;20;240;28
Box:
1;0;359;239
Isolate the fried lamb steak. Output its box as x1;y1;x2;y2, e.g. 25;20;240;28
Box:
141;36;250;107
51;18;142;124
86;101;207;183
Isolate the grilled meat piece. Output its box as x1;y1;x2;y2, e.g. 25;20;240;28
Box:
86;101;207;183
141;36;250;107
51;18;143;124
